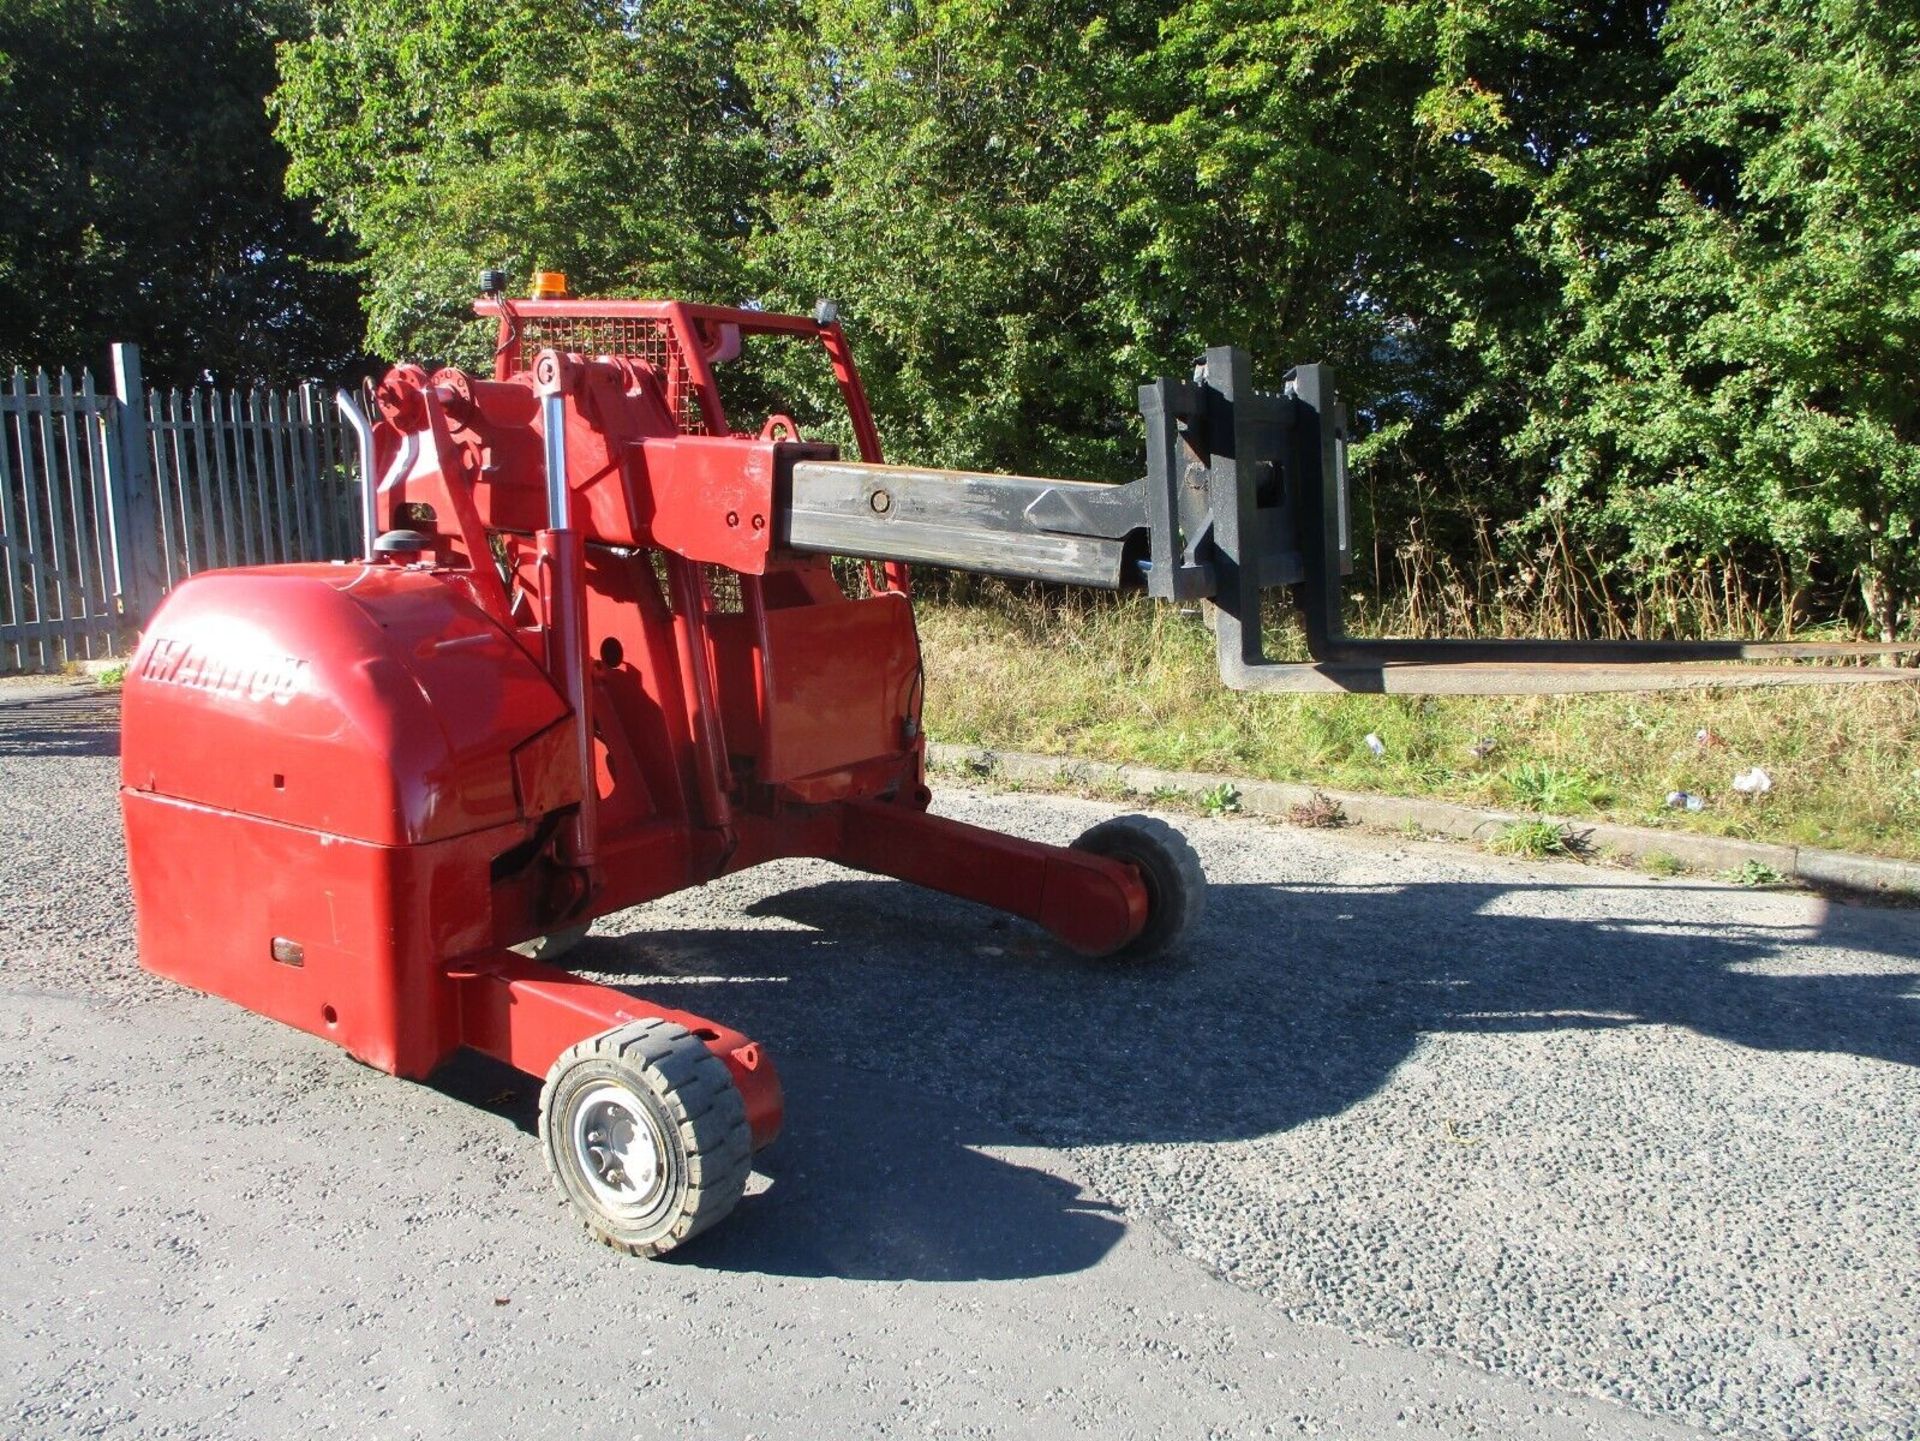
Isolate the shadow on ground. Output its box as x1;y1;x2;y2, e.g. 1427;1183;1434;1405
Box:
0;688;120;758
526;867;1920;1282
430;1029;1129;1283
27;682;1913;1285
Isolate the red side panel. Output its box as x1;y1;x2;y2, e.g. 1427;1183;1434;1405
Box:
760;592;919;783
707;590;919;786
123;791;518;1077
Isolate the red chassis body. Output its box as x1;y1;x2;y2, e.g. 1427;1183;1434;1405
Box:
119;300;1154;1164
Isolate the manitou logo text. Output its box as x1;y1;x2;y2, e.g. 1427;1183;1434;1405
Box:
141;638;310;704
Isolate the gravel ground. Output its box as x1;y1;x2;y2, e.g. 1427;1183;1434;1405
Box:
2;675;1916;1439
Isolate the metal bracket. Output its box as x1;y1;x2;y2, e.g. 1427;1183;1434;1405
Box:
1196;353;1911;693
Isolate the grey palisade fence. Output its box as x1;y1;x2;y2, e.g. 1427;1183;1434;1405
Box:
0;344;365;672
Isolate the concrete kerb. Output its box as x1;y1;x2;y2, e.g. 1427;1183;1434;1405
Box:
927;742;1920;899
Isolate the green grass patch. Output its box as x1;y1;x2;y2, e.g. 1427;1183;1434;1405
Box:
1487;820;1583;859
1643;851;1690;878
1196;782;1241;816
1502;760;1607;813
916;592;1920;861
1721;859;1788;887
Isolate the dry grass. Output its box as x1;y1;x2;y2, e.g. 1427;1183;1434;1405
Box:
915;589;1920;861
1361;502;1877;644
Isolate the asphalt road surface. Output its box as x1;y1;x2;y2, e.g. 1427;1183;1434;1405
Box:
2;676;1915;1440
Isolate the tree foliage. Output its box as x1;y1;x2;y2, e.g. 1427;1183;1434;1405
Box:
0;0;363;383
744;0;1127;476
128;0;1911;638
1524;0;1920;639
274;0;788;366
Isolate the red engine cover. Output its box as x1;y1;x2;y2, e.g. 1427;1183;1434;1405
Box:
121;564;574;845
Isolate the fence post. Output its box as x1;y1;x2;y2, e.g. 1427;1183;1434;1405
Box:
107;342;165;628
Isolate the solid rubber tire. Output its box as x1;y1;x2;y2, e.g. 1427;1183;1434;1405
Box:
538;1017;752;1257
1069;813;1207;962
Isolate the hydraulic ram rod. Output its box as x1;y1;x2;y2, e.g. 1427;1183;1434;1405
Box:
334;390;379;561
536;355;599;868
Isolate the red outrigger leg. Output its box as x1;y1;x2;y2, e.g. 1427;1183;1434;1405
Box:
446;952;784;1151
834;800;1151;957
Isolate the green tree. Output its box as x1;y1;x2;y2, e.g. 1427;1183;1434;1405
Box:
1524;0;1919;640
746;0;1681;561
744;0;1141;477
0;0;363;383
274;0;789;367
1075;0;1679;611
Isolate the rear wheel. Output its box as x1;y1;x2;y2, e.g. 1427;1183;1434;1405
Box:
1070;814;1207;962
539;1018;752;1257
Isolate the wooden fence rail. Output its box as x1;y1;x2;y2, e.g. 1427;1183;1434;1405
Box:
0;344;364;672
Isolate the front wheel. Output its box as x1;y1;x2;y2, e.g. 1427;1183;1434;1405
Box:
539;1017;752;1257
1070;814;1207;962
